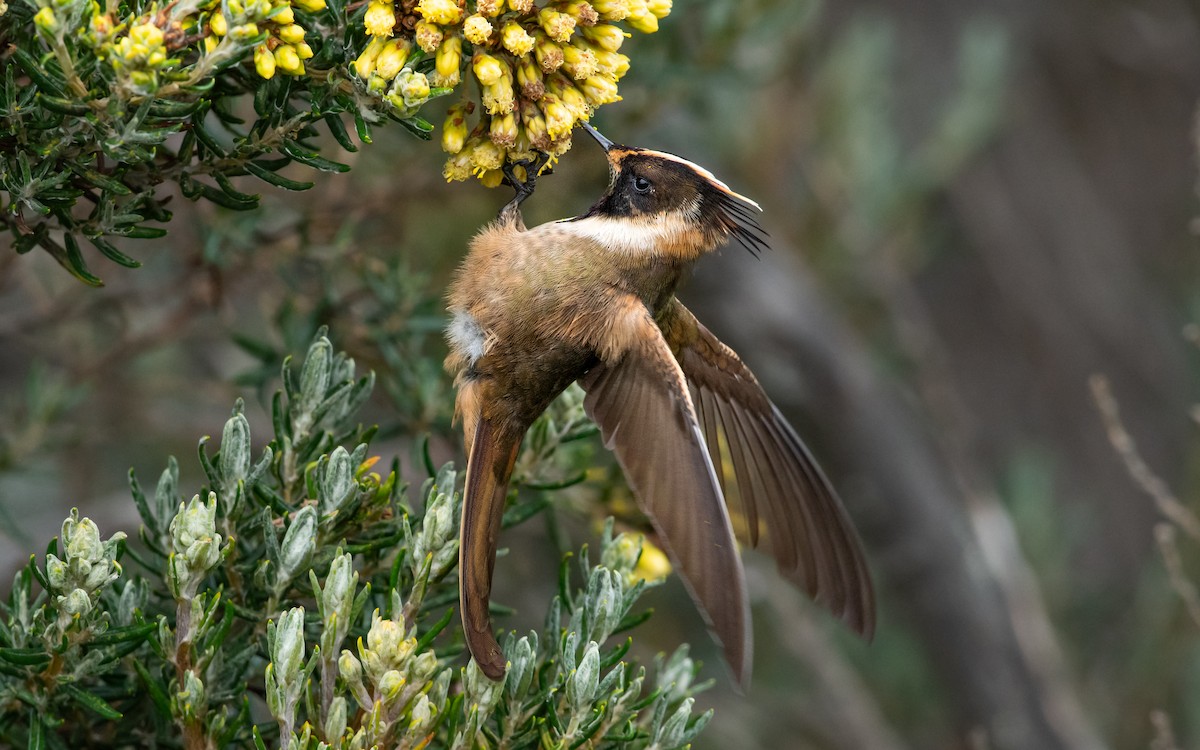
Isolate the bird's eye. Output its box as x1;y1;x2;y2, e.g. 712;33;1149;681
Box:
632;175;652;193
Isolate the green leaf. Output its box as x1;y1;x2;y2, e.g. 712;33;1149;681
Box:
323;113;358;153
38;95;91;116
132;659;172;719
90;237;141;268
190;121;228;158
147;98;206;118
213;171;261;204
56;235;104;286
398;115;434;140
27;710;45;750
502;496;552;529
120;226;168;239
12;48;65;96
353;111;373;144
414;607;455;653
280;141;351;173
62;684;123;720
244;161;315;191
0;647;51;667
89;621;155;647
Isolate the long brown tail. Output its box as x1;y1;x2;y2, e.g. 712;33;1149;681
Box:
458;416;523;679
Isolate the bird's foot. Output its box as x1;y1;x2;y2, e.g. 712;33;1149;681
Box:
499;152;551;218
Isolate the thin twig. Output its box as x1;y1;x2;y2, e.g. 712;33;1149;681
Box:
1153;523;1200;630
1149;709;1180;750
1088;374;1200;542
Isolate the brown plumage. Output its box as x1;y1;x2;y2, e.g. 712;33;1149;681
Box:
445;123;874;684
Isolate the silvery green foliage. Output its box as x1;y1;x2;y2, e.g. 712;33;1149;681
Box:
0;334;712;749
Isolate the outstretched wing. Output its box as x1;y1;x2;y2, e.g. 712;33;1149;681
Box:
660;299;876;638
579;302;751;685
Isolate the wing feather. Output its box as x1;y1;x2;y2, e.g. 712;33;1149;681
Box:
579;306;752;684
662;300;876;637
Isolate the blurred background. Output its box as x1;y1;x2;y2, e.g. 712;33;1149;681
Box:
3;0;1200;747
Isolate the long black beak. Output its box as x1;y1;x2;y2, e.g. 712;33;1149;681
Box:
579;121;615;152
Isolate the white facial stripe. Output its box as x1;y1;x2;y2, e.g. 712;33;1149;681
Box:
447;309;488;363
556;215;691;255
637;149;762;211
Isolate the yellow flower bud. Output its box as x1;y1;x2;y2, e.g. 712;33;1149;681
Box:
519;98;549;149
414;19;442;52
367;72;388;92
441;101;469;154
462;14;491;45
506;0;533;12
548;74;589;119
229;22;259;40
204;35;219;53
538;7;575;42
255;43;276;78
471;52;504;86
626;7;657;33
646;0;670;19
467;136;504;172
578;75;619;106
130;22;163;46
353;35;387;77
209;11;228;36
475;0;501;16
228;0;244;14
130;70;156;88
274;43;304;74
539;93;574;139
500;21;533;56
246;0;273;19
480;168;505;188
548;131;572;156
582;23;626;52
374;38;411;80
90;12;114;40
272;5;295;24
591;0;629;21
295;40;313;58
533;32;563;73
416;0;461;25
432;34;461;86
443;150;473;182
292;0;325;12
277;23;305;44
633;539;671;583
595;50;629;78
489;111;517;147
561;43;597;80
481;79;514;114
516;55;543;99
396;69;430;106
363;0;395;37
560;0;598;26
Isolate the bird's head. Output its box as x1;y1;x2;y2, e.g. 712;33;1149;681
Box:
577;121;768;255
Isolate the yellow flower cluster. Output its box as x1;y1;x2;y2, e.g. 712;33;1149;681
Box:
202;0;325;79
352;0;671;184
108;21;170;90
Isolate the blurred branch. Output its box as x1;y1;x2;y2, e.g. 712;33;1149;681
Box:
688;250;1100;750
765;587;908;750
1089;374;1200;542
1153;524;1200;631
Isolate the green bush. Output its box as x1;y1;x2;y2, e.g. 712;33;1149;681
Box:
0;334;712;749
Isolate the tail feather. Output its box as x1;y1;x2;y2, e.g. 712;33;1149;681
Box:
459;416;523;679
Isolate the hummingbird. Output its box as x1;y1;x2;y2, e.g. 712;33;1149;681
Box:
445;122;875;685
